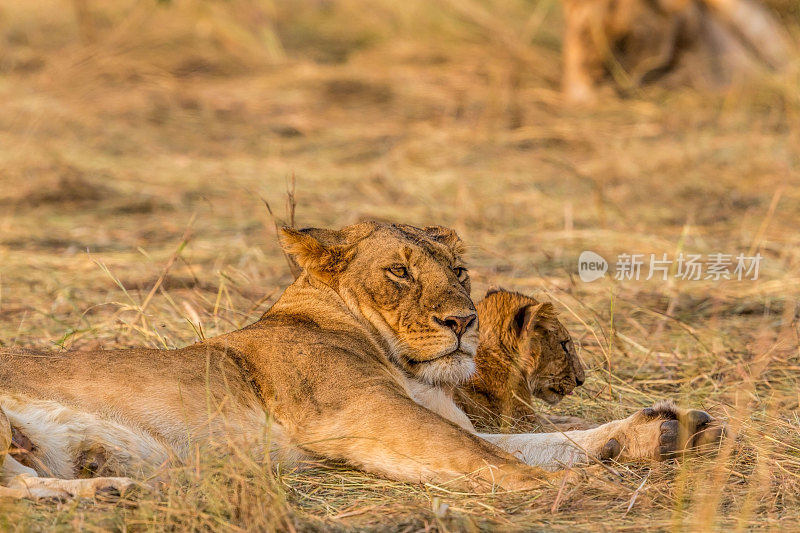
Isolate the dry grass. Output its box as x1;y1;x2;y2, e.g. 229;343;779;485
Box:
1;0;799;530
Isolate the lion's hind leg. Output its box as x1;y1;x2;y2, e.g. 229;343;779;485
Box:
3;474;139;501
0;404;142;502
1;407;56;500
0;407;23;499
0;406;10;472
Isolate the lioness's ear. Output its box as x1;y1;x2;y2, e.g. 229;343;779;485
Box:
424;225;465;255
512;302;558;335
279;227;352;276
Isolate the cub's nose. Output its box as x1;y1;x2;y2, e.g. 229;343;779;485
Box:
434;314;477;337
575;375;585;387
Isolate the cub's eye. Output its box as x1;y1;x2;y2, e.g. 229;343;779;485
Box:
453;267;467;278
387;266;409;279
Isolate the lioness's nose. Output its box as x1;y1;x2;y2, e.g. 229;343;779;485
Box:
435;314;477;337
575;375;585;387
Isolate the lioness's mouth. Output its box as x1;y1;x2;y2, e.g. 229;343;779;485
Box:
408;349;467;365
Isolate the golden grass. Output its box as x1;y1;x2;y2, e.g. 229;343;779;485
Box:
1;0;799;530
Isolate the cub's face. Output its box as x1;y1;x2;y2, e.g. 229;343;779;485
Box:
280;222;478;386
466;290;585;416
524;319;584;405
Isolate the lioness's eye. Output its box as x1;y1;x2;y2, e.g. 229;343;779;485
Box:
453;267;467;278
387;266;408;278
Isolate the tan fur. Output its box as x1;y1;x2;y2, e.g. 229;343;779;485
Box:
455;289;590;429
562;0;792;102
0;222;726;501
480;399;728;470
0;408;10;472
0;474;137;501
454;291;728;455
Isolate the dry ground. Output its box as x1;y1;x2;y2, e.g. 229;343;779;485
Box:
1;0;800;530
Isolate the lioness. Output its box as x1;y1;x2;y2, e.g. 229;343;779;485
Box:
0;222;725;500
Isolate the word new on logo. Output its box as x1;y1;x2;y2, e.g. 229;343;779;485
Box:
578;251;608;282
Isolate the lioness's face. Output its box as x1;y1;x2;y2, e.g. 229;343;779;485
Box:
280;223;479;385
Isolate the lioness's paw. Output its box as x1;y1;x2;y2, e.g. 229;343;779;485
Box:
640;400;728;460
612;400;729;463
657;408;728;459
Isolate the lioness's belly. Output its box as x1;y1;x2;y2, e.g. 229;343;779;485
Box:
1;393;172;478
1;392;284;479
0;347;284;479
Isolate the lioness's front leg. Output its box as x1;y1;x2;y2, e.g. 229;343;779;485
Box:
289;385;560;492
480;400;728;470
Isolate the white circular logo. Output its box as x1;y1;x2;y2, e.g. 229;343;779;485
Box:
578;251;608;282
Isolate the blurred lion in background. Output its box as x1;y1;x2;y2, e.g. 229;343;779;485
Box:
562;0;795;102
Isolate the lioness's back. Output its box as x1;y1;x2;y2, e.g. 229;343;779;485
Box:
0;346;260;440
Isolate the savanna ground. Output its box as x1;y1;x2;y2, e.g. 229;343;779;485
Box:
1;0;800;530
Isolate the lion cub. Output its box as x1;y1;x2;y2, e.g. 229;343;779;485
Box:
455;289;592;430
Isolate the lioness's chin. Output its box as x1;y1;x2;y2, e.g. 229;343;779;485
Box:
412;351;476;386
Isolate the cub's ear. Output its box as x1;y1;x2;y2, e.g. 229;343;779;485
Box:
485;285;505;298
511;302;559;335
424;225;465;255
279;227;354;277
